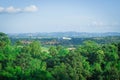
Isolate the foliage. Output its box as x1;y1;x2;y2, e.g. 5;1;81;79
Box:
0;33;120;80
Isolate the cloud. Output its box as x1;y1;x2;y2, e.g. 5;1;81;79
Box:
6;6;21;13
0;7;4;12
88;21;120;27
0;5;38;13
91;21;104;26
24;5;38;12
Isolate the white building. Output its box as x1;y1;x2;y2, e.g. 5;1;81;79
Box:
62;37;71;40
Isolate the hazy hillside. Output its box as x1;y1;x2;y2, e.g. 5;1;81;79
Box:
8;32;120;38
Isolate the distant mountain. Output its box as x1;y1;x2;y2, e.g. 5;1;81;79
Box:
8;32;120;38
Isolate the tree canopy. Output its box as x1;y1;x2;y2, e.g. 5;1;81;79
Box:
0;33;120;80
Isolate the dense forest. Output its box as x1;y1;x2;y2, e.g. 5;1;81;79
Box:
0;32;120;80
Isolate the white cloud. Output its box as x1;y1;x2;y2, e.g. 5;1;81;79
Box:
0;5;38;13
92;21;104;26
6;6;21;13
88;21;120;27
0;7;4;12
24;5;38;12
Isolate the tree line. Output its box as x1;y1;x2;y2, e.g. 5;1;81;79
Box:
0;32;120;80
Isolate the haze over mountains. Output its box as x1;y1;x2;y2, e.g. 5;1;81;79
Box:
8;32;120;38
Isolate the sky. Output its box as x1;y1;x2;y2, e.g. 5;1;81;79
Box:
0;0;120;33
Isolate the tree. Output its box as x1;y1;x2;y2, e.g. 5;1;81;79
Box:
63;51;91;80
29;41;42;58
56;46;69;56
0;32;11;48
49;46;58;57
51;63;69;80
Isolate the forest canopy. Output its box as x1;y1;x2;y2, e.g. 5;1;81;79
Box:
0;32;120;80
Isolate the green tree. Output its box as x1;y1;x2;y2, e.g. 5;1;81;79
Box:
51;63;69;80
29;41;42;58
0;32;11;48
63;51;91;80
49;46;58;57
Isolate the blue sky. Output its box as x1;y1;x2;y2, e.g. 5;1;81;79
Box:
0;0;120;33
